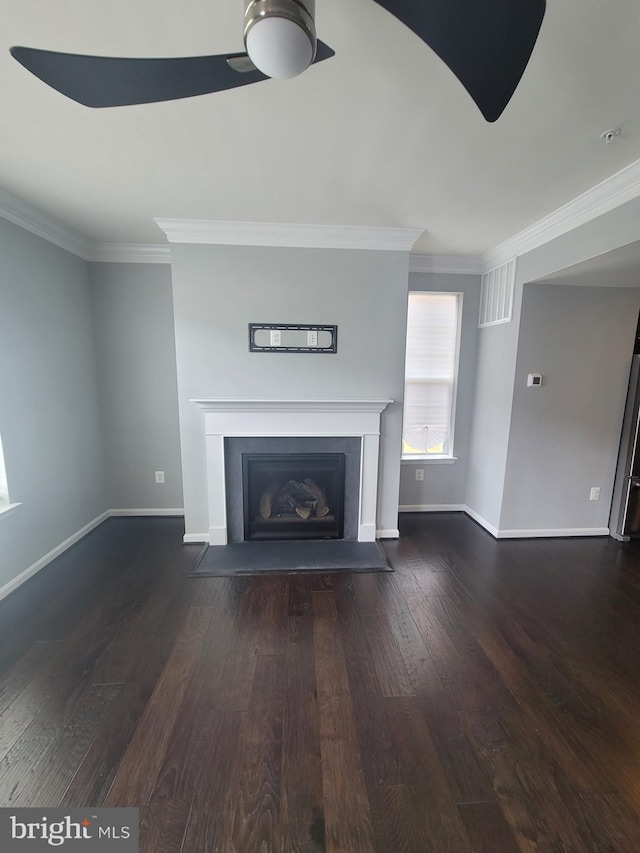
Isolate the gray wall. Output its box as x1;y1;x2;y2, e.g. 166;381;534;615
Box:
400;272;480;508
500;283;640;532
170;243;411;538
0;219;107;592
466;197;640;533
516;194;640;286
465;283;524;529
89;262;183;510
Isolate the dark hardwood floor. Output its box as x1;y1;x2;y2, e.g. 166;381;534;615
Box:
1;514;640;851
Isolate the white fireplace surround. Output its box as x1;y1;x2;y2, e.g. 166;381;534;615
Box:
191;398;393;545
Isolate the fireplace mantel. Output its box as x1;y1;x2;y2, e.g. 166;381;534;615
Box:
191;398;393;414
192;398;392;544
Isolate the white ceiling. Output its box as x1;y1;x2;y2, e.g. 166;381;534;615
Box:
1;0;640;254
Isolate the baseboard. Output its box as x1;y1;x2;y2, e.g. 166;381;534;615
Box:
461;506;609;539
377;528;400;539
495;527;610;539
463;506;500;537
109;508;185;517
183;533;209;544
399;504;466;513
609;530;630;542
0;510;110;603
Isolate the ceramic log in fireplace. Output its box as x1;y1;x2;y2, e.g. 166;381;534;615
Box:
243;453;345;540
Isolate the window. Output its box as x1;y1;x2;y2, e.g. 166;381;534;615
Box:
402;292;462;458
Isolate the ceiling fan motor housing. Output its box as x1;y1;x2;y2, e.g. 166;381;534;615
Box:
244;0;317;78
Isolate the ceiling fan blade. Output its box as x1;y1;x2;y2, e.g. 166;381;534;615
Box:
10;41;335;108
371;0;545;121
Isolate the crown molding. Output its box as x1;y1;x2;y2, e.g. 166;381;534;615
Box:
409;253;483;275
87;243;171;264
0;185;90;259
483;156;640;270
155;219;424;252
5;154;640;269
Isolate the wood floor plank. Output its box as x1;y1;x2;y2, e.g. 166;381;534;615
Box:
0;643;55;717
369;784;472;853
360;609;415;698
333;581;404;787
1;515;640;848
230;654;285;852
385;696;495;801
214;577;284;713
457;802;520;853
59;636;184;808
104;606;216;807
370;572;446;696
178;711;244;852
448;577;630;798
150;580;236;803
16;683;122;807
0;733;56;806
139;799;192;853
397;578;488;710
459;707;609;851
0;641;76;762
570;791;640;851
280;577;325;853
383;537;453;593
313;591;376;853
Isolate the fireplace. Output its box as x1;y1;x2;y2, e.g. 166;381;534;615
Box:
191;398;392;545
243;452;345;540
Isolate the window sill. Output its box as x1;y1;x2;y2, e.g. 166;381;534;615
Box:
0;502;22;521
401;455;458;464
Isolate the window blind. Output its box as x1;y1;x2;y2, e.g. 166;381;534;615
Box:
403;293;459;455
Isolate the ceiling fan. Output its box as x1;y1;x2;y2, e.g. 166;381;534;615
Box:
10;0;546;122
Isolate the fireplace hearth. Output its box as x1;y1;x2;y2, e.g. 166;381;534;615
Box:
243;453;345;540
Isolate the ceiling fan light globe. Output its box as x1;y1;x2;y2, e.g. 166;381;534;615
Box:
246;17;314;79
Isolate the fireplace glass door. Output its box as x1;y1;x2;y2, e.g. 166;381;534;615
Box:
242;453;345;541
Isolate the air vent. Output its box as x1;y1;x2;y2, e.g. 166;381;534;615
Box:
479;258;516;327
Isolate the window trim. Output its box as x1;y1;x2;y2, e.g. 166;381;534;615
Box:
0;502;21;521
401;455;458;464
401;291;463;461
0;433;10;510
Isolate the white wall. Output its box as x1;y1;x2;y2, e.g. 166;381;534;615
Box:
0;219;107;594
500;283;640;533
89;262;183;511
169;243;411;539
400;272;480;508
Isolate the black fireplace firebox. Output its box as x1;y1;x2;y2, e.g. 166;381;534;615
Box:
242;453;345;541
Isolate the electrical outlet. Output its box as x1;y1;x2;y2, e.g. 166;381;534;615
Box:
589;487;600;501
307;330;318;347
415;469;424;481
270;329;282;346
155;471;165;484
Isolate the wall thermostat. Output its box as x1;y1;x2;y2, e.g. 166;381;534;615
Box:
527;373;543;387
